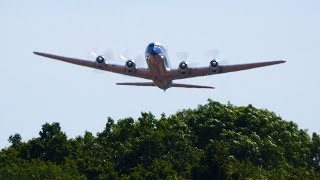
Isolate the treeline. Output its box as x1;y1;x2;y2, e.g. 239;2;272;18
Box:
1;100;319;179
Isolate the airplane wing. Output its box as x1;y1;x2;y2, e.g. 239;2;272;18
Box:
165;60;286;80
33;52;152;80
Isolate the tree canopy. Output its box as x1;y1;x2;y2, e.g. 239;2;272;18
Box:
1;100;319;179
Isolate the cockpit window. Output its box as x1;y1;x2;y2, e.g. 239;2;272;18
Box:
145;43;155;55
145;42;165;56
147;43;155;48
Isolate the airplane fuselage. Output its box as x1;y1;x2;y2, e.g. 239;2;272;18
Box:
145;42;172;90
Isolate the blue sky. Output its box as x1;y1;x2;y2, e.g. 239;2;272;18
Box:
1;0;319;148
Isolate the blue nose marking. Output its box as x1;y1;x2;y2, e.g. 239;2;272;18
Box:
150;47;161;55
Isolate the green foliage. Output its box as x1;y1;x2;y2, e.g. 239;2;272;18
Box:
0;100;319;179
0;148;85;179
8;133;21;149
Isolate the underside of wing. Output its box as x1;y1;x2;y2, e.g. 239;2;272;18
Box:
219;60;286;73
166;60;286;80
33;52;152;79
116;82;214;89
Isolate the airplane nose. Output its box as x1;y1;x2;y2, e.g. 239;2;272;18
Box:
150;47;161;55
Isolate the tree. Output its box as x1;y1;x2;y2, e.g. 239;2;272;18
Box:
8;133;21;149
0;100;319;179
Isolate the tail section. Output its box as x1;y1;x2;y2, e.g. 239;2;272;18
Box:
116;82;214;89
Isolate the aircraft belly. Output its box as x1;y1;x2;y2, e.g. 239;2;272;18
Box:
147;55;172;89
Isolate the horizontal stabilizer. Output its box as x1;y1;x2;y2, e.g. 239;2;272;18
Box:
116;82;155;87
116;82;214;89
171;83;214;89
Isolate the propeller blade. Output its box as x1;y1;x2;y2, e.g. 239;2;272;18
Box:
90;51;97;58
134;53;146;67
205;49;220;59
103;48;115;61
119;49;130;60
218;58;229;65
120;54;127;61
176;51;189;61
176;51;202;67
205;49;229;65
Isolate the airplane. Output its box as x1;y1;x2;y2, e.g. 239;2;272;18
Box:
33;42;285;90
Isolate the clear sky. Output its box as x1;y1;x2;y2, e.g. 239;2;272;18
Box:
1;0;319;148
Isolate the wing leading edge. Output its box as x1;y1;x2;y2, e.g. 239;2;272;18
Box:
33;52;152;79
166;60;286;80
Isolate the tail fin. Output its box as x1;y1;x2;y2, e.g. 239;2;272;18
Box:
116;82;214;89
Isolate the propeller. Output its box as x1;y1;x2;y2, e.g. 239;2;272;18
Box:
119;49;129;61
175;51;201;67
205;49;220;60
119;49;147;67
89;51;98;58
205;49;228;65
88;48;115;62
88;48;147;67
86;50;105;74
176;51;190;61
133;53;146;67
87;48;115;74
104;48;115;61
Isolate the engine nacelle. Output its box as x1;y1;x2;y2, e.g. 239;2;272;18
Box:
125;60;136;73
209;59;219;72
96;56;105;64
95;56;106;69
178;61;190;74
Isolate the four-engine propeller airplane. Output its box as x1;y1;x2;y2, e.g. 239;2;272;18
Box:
34;42;285;90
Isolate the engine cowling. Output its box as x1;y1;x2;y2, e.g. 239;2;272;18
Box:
179;61;188;69
125;60;136;73
209;59;219;72
126;60;135;68
96;56;105;64
178;61;189;74
95;55;106;69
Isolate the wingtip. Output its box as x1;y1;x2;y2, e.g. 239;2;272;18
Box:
33;51;51;58
33;51;42;56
